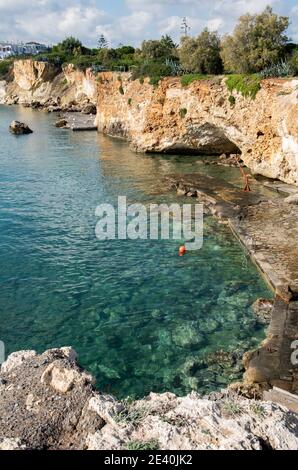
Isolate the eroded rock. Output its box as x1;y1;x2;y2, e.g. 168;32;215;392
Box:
252;298;274;324
284;194;298;205
9;121;33;135
82;103;97;115
0;347;298;450
55;119;68;128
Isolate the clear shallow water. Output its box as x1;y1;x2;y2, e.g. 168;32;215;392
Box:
0;106;272;398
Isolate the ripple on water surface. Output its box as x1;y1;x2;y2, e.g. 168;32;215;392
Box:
0;106;272;397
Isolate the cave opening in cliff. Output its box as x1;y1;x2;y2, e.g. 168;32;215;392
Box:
160;122;241;156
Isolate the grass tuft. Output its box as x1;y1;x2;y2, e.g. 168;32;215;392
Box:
115;400;150;427
180;74;211;87
124;439;159;451
221;400;243;417
225;74;261;99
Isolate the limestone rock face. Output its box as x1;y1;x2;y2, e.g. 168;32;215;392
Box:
0;347;298;450
96;74;298;185
9;120;33;135
4;60;97;110
284;193;298;204
13;60;59;91
0;80;6;103
1;350;36;373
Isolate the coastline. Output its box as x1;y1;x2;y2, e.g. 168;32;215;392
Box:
0;60;297;446
166;173;298;393
1;347;297;450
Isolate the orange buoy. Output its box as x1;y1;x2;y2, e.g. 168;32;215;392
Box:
179;246;187;256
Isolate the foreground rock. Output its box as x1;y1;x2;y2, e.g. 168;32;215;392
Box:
9;120;33;135
0;348;297;450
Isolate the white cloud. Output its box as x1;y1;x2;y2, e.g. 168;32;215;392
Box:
207;18;225;32
0;0;296;46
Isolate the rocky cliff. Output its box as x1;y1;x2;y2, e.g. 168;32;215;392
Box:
96;73;298;186
0;80;6;104
0;348;297;450
1;61;297;184
3;60;97;109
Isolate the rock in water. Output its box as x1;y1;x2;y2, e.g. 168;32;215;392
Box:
9;121;33;135
82;104;97;115
55;119;68;128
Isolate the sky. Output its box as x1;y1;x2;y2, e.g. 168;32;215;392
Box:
0;0;297;47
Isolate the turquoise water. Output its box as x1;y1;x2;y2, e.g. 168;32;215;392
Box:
0;106;272;398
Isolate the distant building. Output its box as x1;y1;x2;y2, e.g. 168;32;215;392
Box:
0;41;49;60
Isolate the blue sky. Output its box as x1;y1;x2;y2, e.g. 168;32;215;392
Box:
0;0;297;46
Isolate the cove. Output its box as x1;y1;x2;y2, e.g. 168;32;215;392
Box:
0;105;273;398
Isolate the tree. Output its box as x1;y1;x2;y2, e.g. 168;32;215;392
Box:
139;36;177;61
98;34;108;50
221;6;289;73
54;37;83;56
98;48;117;66
179;29;223;74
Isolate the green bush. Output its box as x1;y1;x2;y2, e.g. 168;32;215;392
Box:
289;51;298;76
179;108;187;118
131;61;172;86
180;74;210;87
128;98;132;106
225;74;261;99
119;85;124;95
228;95;236;106
260;60;294;78
0;59;13;78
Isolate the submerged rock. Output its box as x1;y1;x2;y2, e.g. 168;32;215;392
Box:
0;347;297;450
252;298;274;324
9;120;33;135
172;323;205;348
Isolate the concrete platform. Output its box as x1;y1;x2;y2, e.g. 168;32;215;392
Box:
167;172;298;394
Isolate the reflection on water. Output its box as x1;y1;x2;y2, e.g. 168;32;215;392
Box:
0;106;272;398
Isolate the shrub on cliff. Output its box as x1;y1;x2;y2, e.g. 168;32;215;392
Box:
179;29;223;74
180;74;211;87
0;59;13;79
221;7;289;73
131;61;172;86
225;74;261;99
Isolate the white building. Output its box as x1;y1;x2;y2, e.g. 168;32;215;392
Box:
0;41;48;60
